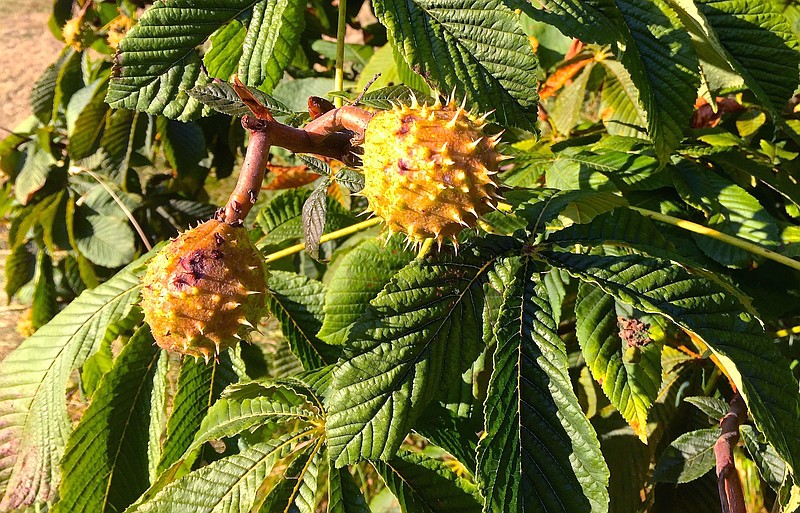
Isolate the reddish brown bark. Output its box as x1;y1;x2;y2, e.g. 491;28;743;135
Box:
714;393;747;513
220;106;374;224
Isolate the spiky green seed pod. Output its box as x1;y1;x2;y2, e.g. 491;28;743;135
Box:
140;219;269;362
360;96;505;247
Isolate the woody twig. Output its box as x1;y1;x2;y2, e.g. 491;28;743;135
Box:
219;106;374;225
714;392;747;513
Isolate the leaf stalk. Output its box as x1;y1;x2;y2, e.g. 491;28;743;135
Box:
631;206;800;272
333;0;347;108
263;217;380;262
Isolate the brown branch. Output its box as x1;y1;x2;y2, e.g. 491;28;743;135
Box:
220;107;375;224
219;117;273;224
714;392;747;513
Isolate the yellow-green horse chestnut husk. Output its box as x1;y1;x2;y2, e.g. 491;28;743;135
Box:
140;219;269;361
360;96;505;247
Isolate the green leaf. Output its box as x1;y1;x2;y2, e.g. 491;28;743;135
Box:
709;150;800;210
696;0;800;116
523;1;619;46
332;167;365;193
412;404;479;471
82;305;144;400
273;77;337;112
372;450;482;513
476;257;609;513
254;189;355;250
351;84;433;111
550;207;675;256
53;327;160;513
187;82;294;119
6;190;66;258
266;270;339;369
107;0;263;119
355;45;431;95
652;428;719;483
326;252;495;466
67;79;110;160
541;251;800;479
312;40;375;67
545;155;617;192
187;394;318;464
148;352;170;482
327;467;371;513
544;207;755;308
238;0;306;92
576;282;661;442
129;433;315;513
31;251;58;330
161;119;207;181
740;425;786;491
551;62;595;136
672;162;780;267
256;441;320;512
317;237;414;345
15;144;56;205
684;396;729;421
100;110;145;180
73;206;137;268
294;442;324;513
607;0;701;161
598;59;648;140
156;352;238;474
302;179;330;262
513;189;626;235
373;0;542;131
0;255;147;509
204;21;246;81
31;47;79;123
4;241;36;302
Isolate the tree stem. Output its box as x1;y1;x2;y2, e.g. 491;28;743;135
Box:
221;120;272;224
715;393;747;513
221;109;372;225
631;206;800;272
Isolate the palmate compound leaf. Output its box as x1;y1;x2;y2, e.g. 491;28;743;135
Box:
317;236;415;346
266;270;341;370
254;189;356;250
156;352;239;475
371;449;483;513
607;0;701;162
693;0;800;118
52;326;161;513
0;253;149;509
238;0;306;92
107;0;297;120
541;251;800;478
129;373;326;509
372;0;542;131
529;0;701;161
651;428;720;484
325;251;498;467
328;467;371;513
476;257;609;513
575;282;661;442
128;430;318;513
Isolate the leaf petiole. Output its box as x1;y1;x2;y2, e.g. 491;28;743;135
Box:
263;217;381;262
631;206;800;272
333;0;347;108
